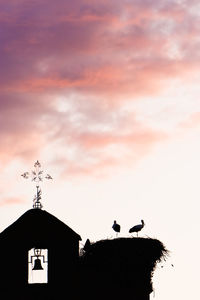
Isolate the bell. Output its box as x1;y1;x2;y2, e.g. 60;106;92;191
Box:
32;258;43;270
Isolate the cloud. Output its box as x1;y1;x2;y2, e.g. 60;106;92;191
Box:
0;94;53;163
0;0;199;175
39;102;168;177
179;112;200;129
0;197;25;207
1;0;199;95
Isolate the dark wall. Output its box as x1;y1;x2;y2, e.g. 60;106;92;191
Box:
48;240;79;286
0;238;80;289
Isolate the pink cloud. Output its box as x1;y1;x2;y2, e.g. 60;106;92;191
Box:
0;197;25;207
179;112;200;129
47;109;168;177
0;0;199;176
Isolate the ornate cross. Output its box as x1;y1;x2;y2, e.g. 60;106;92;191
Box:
21;160;53;209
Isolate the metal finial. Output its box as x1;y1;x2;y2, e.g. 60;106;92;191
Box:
21;160;53;209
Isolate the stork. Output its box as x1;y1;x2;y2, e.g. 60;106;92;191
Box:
112;220;120;237
129;220;145;237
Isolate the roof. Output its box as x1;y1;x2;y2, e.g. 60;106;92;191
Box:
0;209;81;246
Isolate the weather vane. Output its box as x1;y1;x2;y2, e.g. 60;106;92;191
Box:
21;160;53;209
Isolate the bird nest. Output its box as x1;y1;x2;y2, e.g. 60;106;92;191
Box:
79;237;168;293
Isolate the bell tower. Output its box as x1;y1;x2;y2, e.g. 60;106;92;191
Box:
21;161;52;284
0;160;81;292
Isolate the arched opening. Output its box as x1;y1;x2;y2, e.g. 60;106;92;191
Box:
28;248;48;284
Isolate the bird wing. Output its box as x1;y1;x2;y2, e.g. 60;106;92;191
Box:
129;224;142;232
112;223;120;232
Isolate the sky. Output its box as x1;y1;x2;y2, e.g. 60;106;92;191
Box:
0;0;200;298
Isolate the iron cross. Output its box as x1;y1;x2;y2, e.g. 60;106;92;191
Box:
21;160;53;209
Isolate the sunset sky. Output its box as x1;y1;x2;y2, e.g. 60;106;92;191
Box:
0;0;200;298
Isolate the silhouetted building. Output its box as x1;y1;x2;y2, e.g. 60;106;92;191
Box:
0;208;167;300
0;209;81;293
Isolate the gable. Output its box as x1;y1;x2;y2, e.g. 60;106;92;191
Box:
0;209;81;244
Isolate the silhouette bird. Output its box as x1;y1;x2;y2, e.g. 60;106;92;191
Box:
129;220;145;237
112;220;120;237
